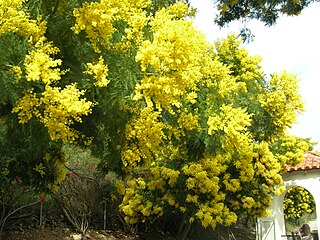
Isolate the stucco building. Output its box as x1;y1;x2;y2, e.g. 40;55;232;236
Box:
257;152;320;240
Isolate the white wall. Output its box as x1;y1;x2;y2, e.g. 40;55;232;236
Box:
258;169;320;240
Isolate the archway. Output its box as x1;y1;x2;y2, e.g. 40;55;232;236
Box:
283;186;317;236
257;152;320;240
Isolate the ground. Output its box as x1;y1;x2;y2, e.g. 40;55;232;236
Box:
3;227;175;240
4;228;136;240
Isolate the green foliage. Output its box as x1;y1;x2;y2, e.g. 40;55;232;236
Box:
214;0;317;27
0;116;65;191
0;33;29;114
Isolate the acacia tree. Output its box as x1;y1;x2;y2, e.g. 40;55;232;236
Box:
112;4;310;238
0;0;312;239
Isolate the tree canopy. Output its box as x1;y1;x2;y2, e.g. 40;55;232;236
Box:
214;0;319;26
0;0;313;238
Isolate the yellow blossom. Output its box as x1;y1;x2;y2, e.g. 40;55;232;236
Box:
33;163;45;176
85;56;110;87
72;0;151;52
24;38;62;84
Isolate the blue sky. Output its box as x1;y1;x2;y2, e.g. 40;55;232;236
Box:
190;0;320;150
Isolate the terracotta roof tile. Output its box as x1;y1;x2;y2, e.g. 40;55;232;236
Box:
286;152;320;172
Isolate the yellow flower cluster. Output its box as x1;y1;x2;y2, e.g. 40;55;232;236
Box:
220;142;287;218
9;66;22;82
28;152;68;192
33;163;45;176
215;35;263;83
254;142;282;186
272;135;310;167
117;0;151;51
119;178;163;224
122;107;165;167
284;186;316;219
0;0;46;39
85;56;110;87
258;72;304;134
54;159;67;186
121;145;143;168
184;91;198;104
177;109;200;132
24;38;62;84
40;84;93;142
13;84;93;142
12;90;40;123
73;0;151;52
242;197;255;209
195;203;237;228
207;105;256;184
127;153;233;226
4;1;94;143
120;144;285;228
44;152;67;191
207;104;252;136
202;59;238;98
150;166;180;187
134;3;210;113
183;163;220;196
223;178;241;192
163;192;179;208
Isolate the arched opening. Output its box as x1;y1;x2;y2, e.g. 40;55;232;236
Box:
257;152;320;240
283;186;317;238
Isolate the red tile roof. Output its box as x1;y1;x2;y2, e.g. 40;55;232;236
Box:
286;152;320;172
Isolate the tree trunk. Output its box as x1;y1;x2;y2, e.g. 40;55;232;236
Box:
175;211;192;240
